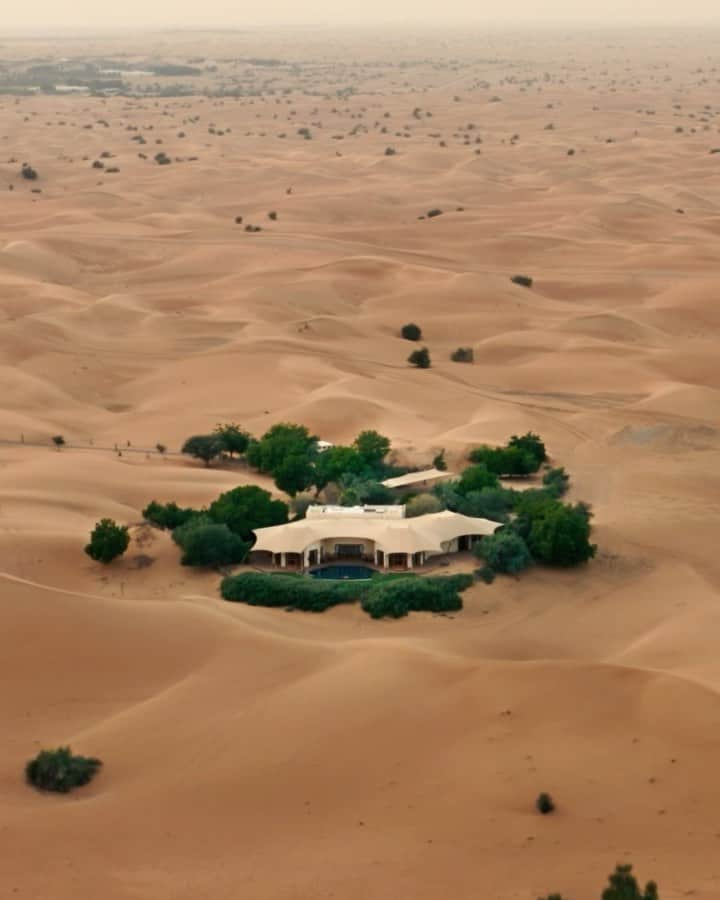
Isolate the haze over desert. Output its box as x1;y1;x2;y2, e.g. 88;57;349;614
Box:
1;23;720;900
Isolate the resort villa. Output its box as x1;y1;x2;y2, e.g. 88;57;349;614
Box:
250;504;502;571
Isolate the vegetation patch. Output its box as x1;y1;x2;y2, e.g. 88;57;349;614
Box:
26;747;101;793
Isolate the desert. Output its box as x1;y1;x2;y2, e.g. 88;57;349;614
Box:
1;24;720;900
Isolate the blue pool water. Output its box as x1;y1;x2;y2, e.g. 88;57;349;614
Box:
310;565;375;580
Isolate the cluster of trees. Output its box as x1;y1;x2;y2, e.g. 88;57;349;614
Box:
540;863;658;900
469;432;547;476
145;484;289;568
182;421;404;501
220;571;473;619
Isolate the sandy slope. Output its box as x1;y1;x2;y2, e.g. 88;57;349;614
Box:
1;27;720;900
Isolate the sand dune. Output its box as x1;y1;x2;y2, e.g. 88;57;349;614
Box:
1;26;720;900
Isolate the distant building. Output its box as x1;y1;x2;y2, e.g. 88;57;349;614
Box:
381;467;453;492
250;504;501;571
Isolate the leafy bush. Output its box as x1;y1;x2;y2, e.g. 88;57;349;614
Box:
405;493;444;517
221;571;359;612
26;747;101;793
469;444;540;476
221;572;472;618
457;487;514;522
543;466;569;498
432;449;447;471
536;792;555;814
476;565;496;584
426;208;443;218
518;498;596;567
475;530;532;575
362;574;470;619
143;500;197;530
339;476;395;507
408;347;431;368
85;518;129;564
353;430;391;468
178;523;249;567
451;346;474;363
509;431;547;465
52;434;65;448
602;864;658;900
401;322;422;341
511;274;533;287
182;434;224;467
208;484;288;540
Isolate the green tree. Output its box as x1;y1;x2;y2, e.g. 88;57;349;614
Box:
405;493;444;517
26;747;101;793
408;347;431;368
602;864;658;900
179;523;249;567
208;484;288;540
246;423;317;474
458;464;499;495
143;500;197;530
526;501;596;567
469;444;539;476
52;434;65;449
432;449;447;471
182;434;224;467
509;431;547;465
353;430;391;468
214;423;251;457
274;452;316;497
401;322;422;341
84;518;129;564
339;476;395;506
543;466;569;498
475;530;532;574
314;445;366;489
457;487;514;522
535;792;555;814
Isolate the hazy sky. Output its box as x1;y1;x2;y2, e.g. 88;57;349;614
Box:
2;0;719;29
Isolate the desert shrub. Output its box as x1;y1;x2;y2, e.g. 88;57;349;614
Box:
469;444;539;476
268;210;278;220
401;322;422;341
405;493;444;517
384;146;396;156
432;449;447;471
508;431;547;465
92;159;104;169
26;747;101;793
536;792;555;815
221;571;359;612
427;208;443;218
178;523;249;567
156;443;167;454
476;565;496;584
85;518;129;564
181;434;223;467
474;530;532;575
21;163;38;180
451;346;474;363
543;467;569;498
511;274;533;287
362;574;470;619
143;500;197;530
208;485;288;540
154;152;171;165
52;434;65;448
601;864;658;900
408;347;431;368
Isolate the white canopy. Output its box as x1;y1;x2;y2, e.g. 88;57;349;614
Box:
252;509;500;556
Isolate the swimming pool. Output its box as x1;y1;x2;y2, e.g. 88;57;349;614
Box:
309;565;375;580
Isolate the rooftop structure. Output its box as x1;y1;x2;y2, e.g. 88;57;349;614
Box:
381;468;453;491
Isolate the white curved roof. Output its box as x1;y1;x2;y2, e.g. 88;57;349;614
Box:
252;509;501;555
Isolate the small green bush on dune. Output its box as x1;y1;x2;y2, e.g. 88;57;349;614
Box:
26;747;101;793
